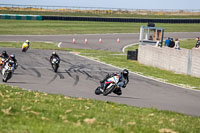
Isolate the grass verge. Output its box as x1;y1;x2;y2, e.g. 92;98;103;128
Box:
0;41;199;90
0;20;200;35
0;85;200;133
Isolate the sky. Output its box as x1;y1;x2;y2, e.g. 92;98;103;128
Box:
0;0;200;10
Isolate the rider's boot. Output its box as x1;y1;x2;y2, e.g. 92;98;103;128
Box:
113;88;122;95
100;74;110;84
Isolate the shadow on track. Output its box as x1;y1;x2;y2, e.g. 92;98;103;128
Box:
107;95;140;100
8;81;35;84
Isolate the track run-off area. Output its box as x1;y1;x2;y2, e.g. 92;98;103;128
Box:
0;32;200;116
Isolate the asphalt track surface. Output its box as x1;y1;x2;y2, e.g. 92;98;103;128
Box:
0;32;200;116
1;32;200;52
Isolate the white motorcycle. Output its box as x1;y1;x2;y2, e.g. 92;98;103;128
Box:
95;75;120;96
1;60;15;82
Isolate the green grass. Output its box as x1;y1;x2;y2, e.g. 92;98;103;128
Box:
124;44;139;53
0;85;200;133
0;41;199;90
180;39;196;49
1;10;200;18
0;41;58;50
0;20;200;35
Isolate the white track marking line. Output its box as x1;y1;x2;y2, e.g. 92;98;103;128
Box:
58;42;62;48
122;43;138;53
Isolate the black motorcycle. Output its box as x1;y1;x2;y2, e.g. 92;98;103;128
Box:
51;57;59;72
95;75;120;96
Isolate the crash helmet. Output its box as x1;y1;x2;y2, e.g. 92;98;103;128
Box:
2;51;7;55
52;51;56;55
9;54;15;60
25;40;30;44
122;69;129;78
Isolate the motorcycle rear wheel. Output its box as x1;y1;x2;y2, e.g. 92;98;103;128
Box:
95;87;102;95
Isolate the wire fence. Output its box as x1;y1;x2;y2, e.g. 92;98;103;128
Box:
0;4;200;16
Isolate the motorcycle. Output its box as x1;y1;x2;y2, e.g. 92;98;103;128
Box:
0;57;6;71
1;60;15;82
95;75;120;96
51;57;59;72
22;43;29;52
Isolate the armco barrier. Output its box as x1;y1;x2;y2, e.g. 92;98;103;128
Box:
42;16;200;23
0;14;42;20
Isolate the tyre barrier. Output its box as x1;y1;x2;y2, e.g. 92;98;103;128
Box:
0;14;42;20
42;16;200;23
1;14;200;23
127;49;138;60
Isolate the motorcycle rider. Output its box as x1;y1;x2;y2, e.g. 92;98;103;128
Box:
3;54;18;70
1;54;18;75
0;51;9;59
50;51;60;64
0;51;9;71
22;40;30;50
99;69;129;95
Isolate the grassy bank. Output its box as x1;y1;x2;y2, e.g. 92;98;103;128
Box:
0;20;200;35
0;41;58;50
0;41;199;90
0;85;200;133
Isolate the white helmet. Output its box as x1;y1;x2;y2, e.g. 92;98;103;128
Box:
26;40;30;43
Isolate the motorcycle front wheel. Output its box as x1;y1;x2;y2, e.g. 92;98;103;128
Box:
2;78;7;82
2;72;8;82
52;64;58;72
103;84;116;96
22;47;28;52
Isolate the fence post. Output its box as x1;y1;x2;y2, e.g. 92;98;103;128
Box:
187;50;192;75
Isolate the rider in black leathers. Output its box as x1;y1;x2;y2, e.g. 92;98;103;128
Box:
100;69;129;95
50;52;60;64
3;54;18;70
0;51;9;59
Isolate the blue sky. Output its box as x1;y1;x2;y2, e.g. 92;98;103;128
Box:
0;0;200;9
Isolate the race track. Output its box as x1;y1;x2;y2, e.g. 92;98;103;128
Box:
0;32;200;116
1;32;199;52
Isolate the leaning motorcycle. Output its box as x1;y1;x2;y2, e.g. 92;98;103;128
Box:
22;43;29;52
0;57;6;71
1;61;15;82
51;57;59;72
95;75;120;96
